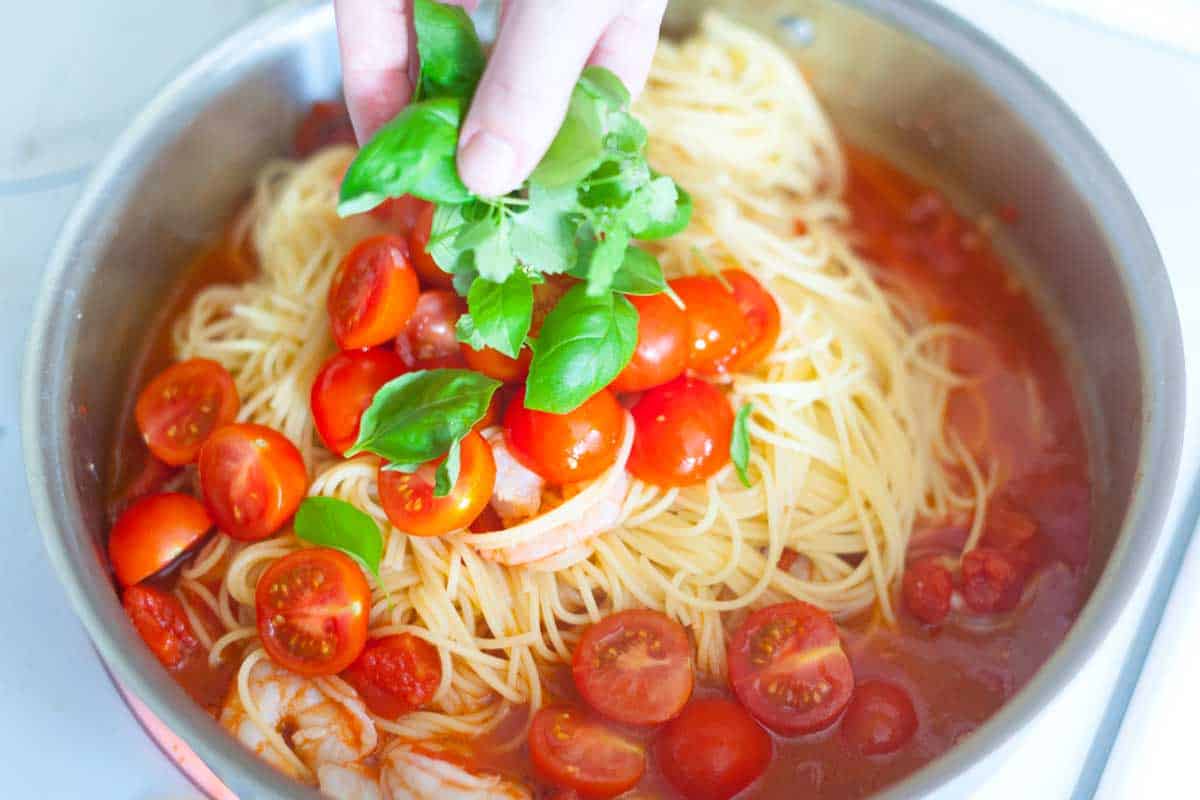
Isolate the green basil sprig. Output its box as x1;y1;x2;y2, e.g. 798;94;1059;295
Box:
732;403;754;488
294;496;385;579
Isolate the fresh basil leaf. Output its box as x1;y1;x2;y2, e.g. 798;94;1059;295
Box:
348;369;501;464
732;403;754;488
433;437;462;498
339;98;471;214
604;112;648;154
452;261;478;296
531;84;607;188
509;183;581;274
294;497;384;579
413;0;485;100
623;176;679;233
454;216;500;250
457;271;533;357
472;213;519;282
577;65;631;109
579;158;651;209
428;203;471;275
583;223;631;297
609;246;667;295
525;285;638;413
634;180;692;240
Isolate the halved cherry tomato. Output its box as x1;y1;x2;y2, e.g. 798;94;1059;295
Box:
396;290;467;369
198;423;308;541
108;455;181;523
529;706;645;799
293;101;356;157
255;547;371;676
902;555;954;625
572;609;693;726
108;493;212;587
670;276;749;375
655;698;772;800
961;547;1028;613
123;585;199;669
461;343;532;383
407;202;454;289
503;389;625;485
723;270;781;372
377;430;495;537
728;601;854;735
610;293;689;393
328;235;420;350
342;634;442;719
371;194;427;231
311;348;407;455
627;376;732;487
840;680;918;755
135;358;239;465
468;505;503;533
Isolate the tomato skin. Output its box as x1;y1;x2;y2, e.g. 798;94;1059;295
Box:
407;202;455;289
123;585;199;669
840;680;918;755
135;358;240;465
108;493;212;587
529;706;646;799
655;698;772;800
328;235;420;350
723;270;782;371
610;293;689;393
503;389;625;485
293;101;356;157
342;634;442;719
396;290;467;369
197;424;308;541
961;547;1028;613
255;548;371;676
370;194;426;232
311;349;407;455
377;430;495;537
572;609;693;726
902;556;954;625
627;376;733;487
670;276;749;375
461;343;532;383
727;601;855;736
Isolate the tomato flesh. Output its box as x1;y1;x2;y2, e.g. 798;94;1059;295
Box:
108;493;212;587
461;343;532;383
610;292;689;393
396;290;467;369
328;235;419;350
311;348;407;455
255;548;371;676
342;634;442;719
377;430;495;536
572;609;693;726
293;101;356;157
655;698;772;800
902;555;955;625
840;680;918;755
123;585;199;669
627;376;733;487
670;276;749;375
503;389;625;485
529;706;645;799
723;270;782;371
198;423;308;541
961;547;1028;613
135;358;239;465
727;601;854;735
407;202;455;288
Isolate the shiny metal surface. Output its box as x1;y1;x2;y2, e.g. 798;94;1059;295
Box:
23;1;1183;798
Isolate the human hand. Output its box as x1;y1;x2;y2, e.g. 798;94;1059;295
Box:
334;0;668;198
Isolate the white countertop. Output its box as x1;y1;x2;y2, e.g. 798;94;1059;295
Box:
3;1;1198;797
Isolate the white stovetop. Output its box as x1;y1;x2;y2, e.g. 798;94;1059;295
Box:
3;1;1198;797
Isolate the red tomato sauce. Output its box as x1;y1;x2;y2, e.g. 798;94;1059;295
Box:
106;143;1090;798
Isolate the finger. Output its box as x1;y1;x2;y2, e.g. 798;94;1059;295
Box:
457;1;615;197
586;0;667;99
335;0;413;142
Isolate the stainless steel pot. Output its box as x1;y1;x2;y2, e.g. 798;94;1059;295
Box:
23;1;1184;797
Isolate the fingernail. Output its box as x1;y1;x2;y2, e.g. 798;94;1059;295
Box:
458;130;519;197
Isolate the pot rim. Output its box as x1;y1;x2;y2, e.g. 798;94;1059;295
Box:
22;1;1185;797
